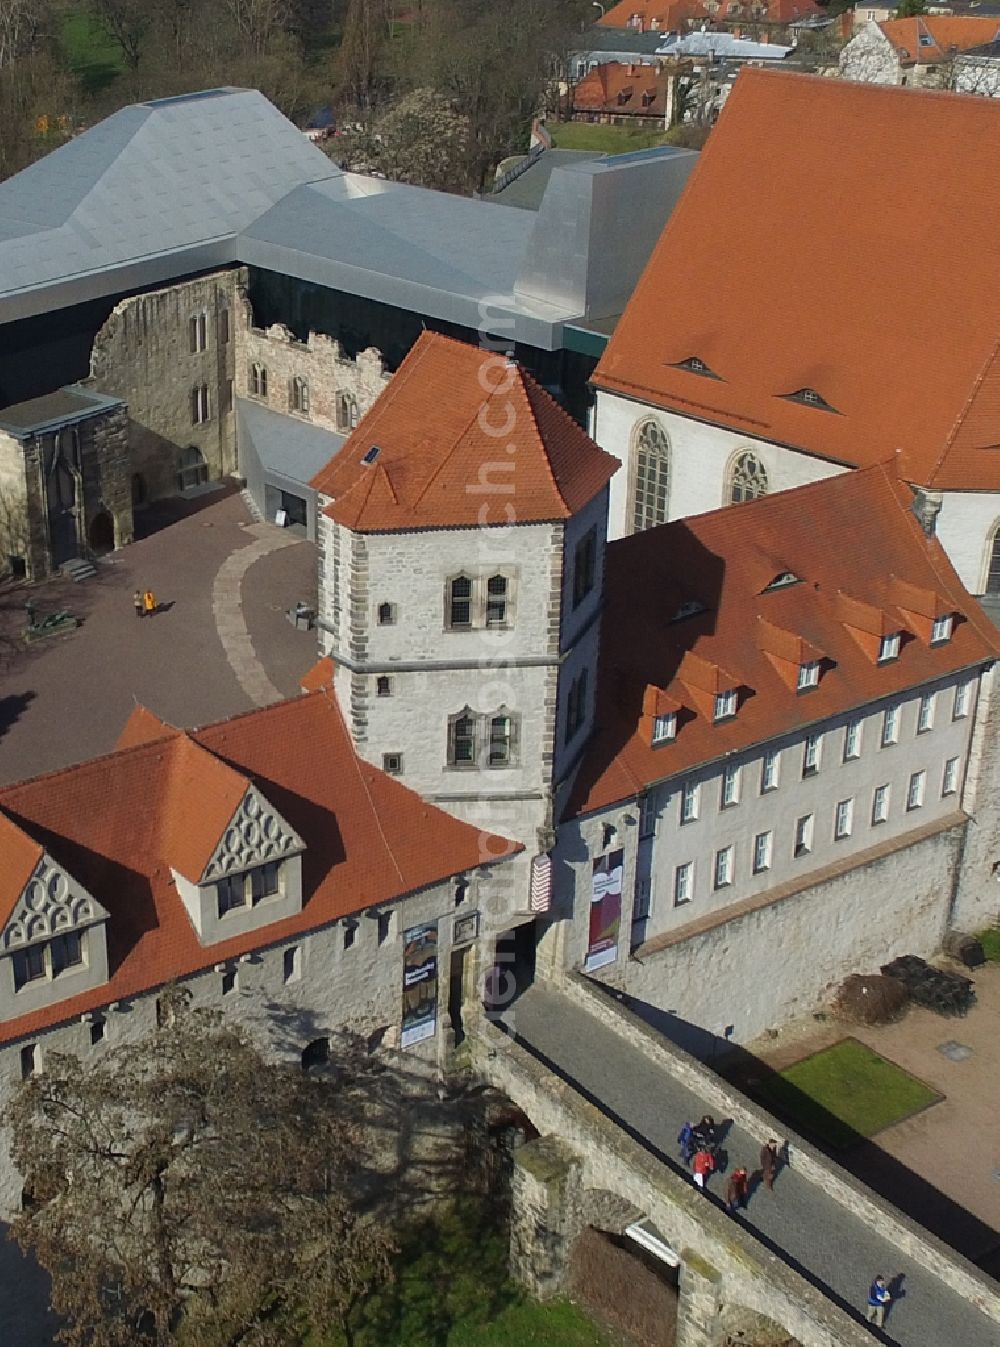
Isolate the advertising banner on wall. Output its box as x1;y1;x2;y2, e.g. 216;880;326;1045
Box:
585;849;623;972
401;922;439;1048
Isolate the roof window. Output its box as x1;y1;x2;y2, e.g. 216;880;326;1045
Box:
652;712;677;745
671;600;707;623
714;689;738;722
674;356;719;379
361;445;381;466
918;31;935;45
931;614;954;645
783;388;838;413
797;660;821;692
762;570;800;592
877;632;902;664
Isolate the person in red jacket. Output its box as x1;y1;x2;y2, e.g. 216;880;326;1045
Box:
692;1147;715;1190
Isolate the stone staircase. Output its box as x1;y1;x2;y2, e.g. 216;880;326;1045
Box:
61;557;97;583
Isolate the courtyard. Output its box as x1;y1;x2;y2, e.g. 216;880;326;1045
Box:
0;489;318;787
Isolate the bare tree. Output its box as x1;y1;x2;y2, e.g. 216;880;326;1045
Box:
6;988;394;1347
90;0;149;71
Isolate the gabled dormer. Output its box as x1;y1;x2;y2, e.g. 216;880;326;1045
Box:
756;618;829;694
0;811;109;1020
640;686;685;748
885;575;958;649
675;650;748;724
835;591;909;666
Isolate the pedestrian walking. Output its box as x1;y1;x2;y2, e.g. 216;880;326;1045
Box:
865;1275;891;1327
142;589;156;617
693;1114;718;1151
677;1121;696;1165
692;1147;715;1190
134;590;144;619
725;1166;749;1212
760;1138;780;1191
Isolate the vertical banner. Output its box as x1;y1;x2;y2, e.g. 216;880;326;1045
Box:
401;922;438;1047
585;849;623;972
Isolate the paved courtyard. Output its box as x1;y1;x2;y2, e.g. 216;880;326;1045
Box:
0;490;319;787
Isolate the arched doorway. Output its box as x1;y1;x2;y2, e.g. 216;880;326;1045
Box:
88;510;114;553
301;1037;329;1071
175;445;208;492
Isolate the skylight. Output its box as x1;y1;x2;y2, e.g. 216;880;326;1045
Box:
361;445;381;466
671;600;707;622
674;356;720;380
762;571;800;592
783;388;838;413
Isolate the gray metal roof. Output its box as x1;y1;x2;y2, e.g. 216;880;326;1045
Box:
571;26;665;56
0;385;124;438
0;88;697;350
488;150;605;212
236;397;344;486
655;31;792;58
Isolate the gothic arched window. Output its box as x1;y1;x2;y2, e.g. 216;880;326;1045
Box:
727;450;769;505
631;420;670;534
292;376;310;415
985;522;1000;595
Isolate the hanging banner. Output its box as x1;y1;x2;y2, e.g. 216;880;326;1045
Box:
585;849;623;972
401;922;438;1047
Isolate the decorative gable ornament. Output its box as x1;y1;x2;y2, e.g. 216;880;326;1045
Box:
200;786;304;884
3;854;108;951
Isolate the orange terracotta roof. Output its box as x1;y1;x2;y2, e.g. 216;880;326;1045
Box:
0;690;520;1047
879;16;1000;63
115;704;177;751
598;0;817;27
569;463;1000;816
300;655;335;693
573;64;665;118
593;69;1000;491
310;331;618;532
0;810;43;929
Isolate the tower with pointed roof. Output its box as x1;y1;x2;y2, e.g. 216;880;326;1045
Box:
309;332;620;876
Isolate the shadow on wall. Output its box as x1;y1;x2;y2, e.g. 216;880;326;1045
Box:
0;1220;60;1347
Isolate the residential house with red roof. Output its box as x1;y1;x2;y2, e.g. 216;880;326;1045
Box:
599;0;821;35
839;14;1000;85
572;63;668;125
591;69;1000;599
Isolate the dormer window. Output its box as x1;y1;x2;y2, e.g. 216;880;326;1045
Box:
674;356;719;379
714;689;738;722
878;632;901;664
783;388;837;413
797;661;821;692
12;945;45;991
652;712;677;745
763;571;800;592
931;614;954;645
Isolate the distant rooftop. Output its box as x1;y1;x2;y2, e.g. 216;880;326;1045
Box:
0;386;123;438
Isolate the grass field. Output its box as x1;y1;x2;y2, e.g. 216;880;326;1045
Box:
548;121;672;153
753;1038;941;1150
60;10;124;95
448;1299;611;1347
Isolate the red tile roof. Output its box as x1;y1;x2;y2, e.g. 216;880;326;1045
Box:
593;69;1000;491
569;463;1000;816
310;332;619;531
879;16;1000;63
598;0;818;28
0;690;520;1046
573;64;666;118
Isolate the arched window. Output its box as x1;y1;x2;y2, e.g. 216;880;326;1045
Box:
176;445;208;492
250;363;268;399
337;391;359;431
487;711;518;767
292;376;310;414
486;574;508;627
630;420;670;534
727;450;769;505
448;709;479;766
986;523;1000;595
447;575;474;629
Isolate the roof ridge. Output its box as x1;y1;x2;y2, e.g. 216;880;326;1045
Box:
931;334;1000;485
0;723;186;800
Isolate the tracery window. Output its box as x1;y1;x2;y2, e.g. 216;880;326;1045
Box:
631;420;670;534
727;450;768;505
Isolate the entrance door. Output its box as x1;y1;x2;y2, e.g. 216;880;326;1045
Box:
485;920;537;1016
280;490;308;529
88;510;114;553
45;441;78;567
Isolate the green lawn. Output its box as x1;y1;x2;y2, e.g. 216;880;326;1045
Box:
60;10;124;95
449;1299;610;1347
753;1038;941;1151
978;928;1000;962
548;121;672;153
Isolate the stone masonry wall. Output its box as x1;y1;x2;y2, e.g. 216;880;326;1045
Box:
952;661;1000;934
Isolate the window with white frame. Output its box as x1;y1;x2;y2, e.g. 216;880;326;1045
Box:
794;814;813;858
942;757;960;797
761;748;780;793
680;781;699;824
652;712;676;745
882;704;900;746
721;763;741;808
189;313;207;353
931;614;954;645
802;733;822;777
713;845;733;890
639;793;656;838
917;692;935;734
878;632;901;663
673;862;692;905
872;783;890;825
907;770;926;811
953;680;972;719
714;689;738;722
797;661;820;692
834;798;854;841
191;384;210;424
752;830;772;874
843;719;862;761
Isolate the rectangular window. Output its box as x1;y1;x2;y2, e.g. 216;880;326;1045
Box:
283;946;301;983
872;783;890;825
382;752;403;775
376;675;392;698
20;1044;37;1080
720;763;741;808
673;862;692;906
191;384;210;424
761;748;780;793
90;1017;105;1046
843;719;862;761
343;923;356;950
917;692;935;734
680;781;699;824
794;814;813;858
450;710;478;766
834;798;854;841
377;912;392;945
878;632;901;663
931;614;953;645
797;661;820;691
882;705;900;747
942;756;960;797
217;873;246;917
12;944;45;992
639;793;656;838
189;313;207;353
714;689;737;722
953;680;972;719
573;528;598;607
565;670;589;744
221;967;237;996
220;308;230;344
448;576;473;628
652;712;676;745
802;733;822;777
633;874;652;922
907;770;926;811
250;861;280;904
713;845;733;889
50;931;83;977
488;714;516;767
752;830;772;874
485;575;508;627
